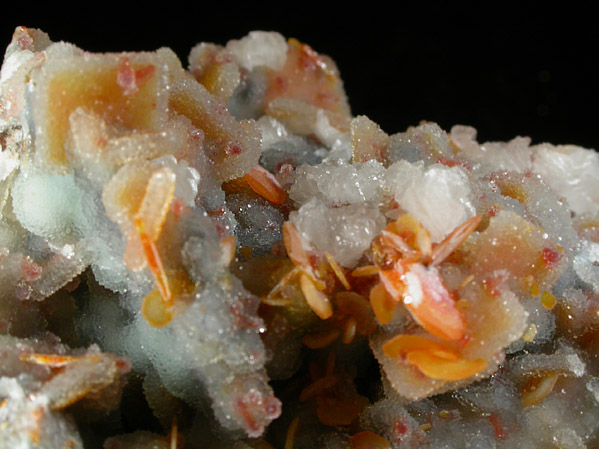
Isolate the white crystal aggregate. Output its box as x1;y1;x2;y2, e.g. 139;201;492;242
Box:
11;171;84;240
384;160;476;242
225;31;288;71
290;197;385;267
289;160;385;207
151;155;201;208
573;240;599;293
257;116;289;148
587;377;599;404
0;149;18;181
532;143;599;216
450;124;533;174
315;109;353;162
0;26;598;449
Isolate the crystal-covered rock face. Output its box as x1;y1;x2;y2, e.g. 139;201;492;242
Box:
1;25;599;449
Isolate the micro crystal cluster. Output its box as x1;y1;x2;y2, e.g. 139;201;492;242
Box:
1;27;599;449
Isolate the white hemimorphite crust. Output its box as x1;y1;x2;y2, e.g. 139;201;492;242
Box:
12;171;83;240
0;27;280;442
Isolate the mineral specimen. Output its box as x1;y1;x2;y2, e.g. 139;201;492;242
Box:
1;26;599;449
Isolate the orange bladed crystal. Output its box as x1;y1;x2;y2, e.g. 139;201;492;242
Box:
244;166;287;205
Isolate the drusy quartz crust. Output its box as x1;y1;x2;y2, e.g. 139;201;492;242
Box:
1;26;599;449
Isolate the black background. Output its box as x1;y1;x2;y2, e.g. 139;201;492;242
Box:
2;4;598;149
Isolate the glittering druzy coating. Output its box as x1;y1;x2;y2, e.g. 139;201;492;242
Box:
1;26;599;449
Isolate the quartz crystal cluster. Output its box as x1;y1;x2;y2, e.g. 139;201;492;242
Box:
1;26;599;449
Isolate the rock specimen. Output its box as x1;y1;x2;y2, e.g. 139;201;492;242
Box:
1;26;599;448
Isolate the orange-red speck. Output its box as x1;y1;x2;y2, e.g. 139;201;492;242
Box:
488;413;507;440
542;247;560;269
